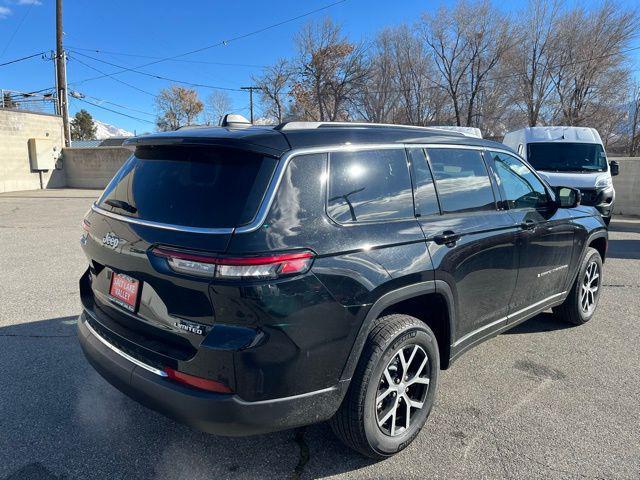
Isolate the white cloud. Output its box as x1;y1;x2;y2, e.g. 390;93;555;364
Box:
17;0;42;5
0;6;11;18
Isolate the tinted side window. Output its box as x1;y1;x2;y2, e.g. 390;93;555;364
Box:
407;148;440;216
427;148;495;214
490;151;548;209
328;149;414;223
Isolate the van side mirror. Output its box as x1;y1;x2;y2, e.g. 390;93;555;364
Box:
609;160;619;176
554;187;581;208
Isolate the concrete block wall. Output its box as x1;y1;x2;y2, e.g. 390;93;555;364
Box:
0;109;65;193
62;147;131;189
611;157;640;217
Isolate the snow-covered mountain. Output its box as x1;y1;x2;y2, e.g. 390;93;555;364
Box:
93;120;134;139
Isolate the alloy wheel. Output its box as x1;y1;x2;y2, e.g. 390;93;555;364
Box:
375;344;430;437
580;261;600;315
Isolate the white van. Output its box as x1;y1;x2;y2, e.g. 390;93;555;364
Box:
503;126;618;225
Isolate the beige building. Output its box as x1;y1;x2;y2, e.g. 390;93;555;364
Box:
0;109;65;193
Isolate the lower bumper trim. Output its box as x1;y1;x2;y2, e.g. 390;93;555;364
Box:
78;311;347;436
83;316;168;377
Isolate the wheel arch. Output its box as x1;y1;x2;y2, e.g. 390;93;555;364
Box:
588;234;607;262
339;280;456;382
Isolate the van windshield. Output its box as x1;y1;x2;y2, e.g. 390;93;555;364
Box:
527;142;607;173
97;145;277;228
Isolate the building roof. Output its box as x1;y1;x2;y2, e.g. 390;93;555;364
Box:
124;122;506;157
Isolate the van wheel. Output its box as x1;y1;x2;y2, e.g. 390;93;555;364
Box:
553;247;603;325
330;314;439;459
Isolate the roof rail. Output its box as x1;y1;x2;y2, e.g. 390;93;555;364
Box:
274;121;464;135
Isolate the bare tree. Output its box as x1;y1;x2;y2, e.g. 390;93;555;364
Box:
629;84;640;156
391;25;449;126
155;85;204;131
422;1;513;128
253;59;292;123
352;28;400;123
550;1;638;126
292;18;368;121
506;0;561;126
206;91;233;126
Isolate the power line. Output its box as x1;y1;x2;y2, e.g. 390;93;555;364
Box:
73;96;155;124
0;2;37;59
68;54;156;96
67;0;347;86
75;93;156;117
0;51;46;67
69;51;242;91
66;46;267;68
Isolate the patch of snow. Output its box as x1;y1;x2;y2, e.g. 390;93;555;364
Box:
93;119;134;139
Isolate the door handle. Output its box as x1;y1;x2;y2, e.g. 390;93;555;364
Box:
520;220;536;231
433;230;460;246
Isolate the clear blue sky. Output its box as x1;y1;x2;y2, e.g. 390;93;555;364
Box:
1;0;638;134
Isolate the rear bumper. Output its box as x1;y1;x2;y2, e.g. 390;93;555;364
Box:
78;310;346;436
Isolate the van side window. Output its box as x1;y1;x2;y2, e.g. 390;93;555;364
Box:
407;148;440;216
328;149;414;223
426;148;496;214
489;151;548;210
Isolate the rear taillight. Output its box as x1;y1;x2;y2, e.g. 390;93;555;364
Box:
151;247;315;280
82;219;91;232
163;367;232;393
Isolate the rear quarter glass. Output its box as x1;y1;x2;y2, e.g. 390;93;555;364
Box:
97;145;277;228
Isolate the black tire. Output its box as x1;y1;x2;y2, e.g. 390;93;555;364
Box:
330;314;439;459
553;247;603;325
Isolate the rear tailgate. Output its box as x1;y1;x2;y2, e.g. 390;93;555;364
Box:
81;144;278;357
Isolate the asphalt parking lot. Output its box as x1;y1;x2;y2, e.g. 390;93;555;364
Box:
1;189;638;480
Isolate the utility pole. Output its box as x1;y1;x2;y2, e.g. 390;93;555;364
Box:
56;0;71;146
241;86;261;124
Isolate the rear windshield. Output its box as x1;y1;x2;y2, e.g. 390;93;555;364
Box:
97;146;277;228
527;142;607;172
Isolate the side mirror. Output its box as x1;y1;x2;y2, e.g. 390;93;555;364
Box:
609;160;619;176
554;186;581;208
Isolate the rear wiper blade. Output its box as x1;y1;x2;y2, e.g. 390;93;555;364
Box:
104;199;137;213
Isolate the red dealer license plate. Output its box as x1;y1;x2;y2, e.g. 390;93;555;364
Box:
109;272;140;312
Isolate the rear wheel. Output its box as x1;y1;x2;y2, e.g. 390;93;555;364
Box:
553;247;603;325
330;314;439;459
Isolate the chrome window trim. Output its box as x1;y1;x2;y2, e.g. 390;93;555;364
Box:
93;142;518;235
83;316;168;377
91;204;235;234
237;143;510;234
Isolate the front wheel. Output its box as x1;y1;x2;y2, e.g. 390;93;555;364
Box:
330;314;439;459
553;247;603;325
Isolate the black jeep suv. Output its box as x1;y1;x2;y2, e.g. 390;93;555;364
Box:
78;122;607;459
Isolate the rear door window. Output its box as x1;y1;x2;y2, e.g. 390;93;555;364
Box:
97;146;277;228
327;149;414;223
426;148;496;214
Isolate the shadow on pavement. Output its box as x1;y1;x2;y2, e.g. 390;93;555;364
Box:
608;220;640;234
0;316;374;480
606;239;640;260
502;312;573;335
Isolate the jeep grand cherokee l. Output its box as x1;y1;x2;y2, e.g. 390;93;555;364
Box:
78;121;607;459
